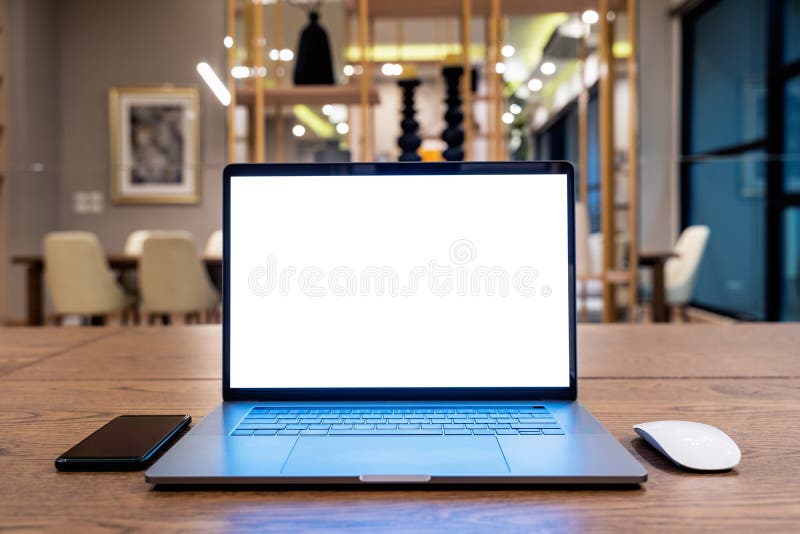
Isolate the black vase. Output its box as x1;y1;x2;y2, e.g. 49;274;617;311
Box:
293;11;335;85
397;79;422;161
441;66;465;161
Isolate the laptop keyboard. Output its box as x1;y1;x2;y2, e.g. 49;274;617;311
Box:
231;406;563;437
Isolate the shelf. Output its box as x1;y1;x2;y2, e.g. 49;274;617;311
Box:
236;85;380;107
351;0;626;18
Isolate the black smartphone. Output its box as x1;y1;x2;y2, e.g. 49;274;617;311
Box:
55;415;191;471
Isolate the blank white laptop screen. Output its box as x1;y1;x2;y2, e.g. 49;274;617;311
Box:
229;173;570;389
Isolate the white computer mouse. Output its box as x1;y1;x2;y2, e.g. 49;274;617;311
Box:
633;421;741;471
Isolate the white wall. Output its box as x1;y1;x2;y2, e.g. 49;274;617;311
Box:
638;0;681;249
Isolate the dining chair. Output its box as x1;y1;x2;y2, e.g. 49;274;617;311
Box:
205;229;223;257
640;225;710;321
138;231;220;325
664;225;710;321
575;202;603;321
43;231;134;325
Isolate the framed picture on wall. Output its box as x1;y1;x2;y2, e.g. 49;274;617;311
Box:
109;86;200;204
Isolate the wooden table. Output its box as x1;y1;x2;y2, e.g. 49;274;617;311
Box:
11;255;223;326
639;250;678;322
1;324;798;531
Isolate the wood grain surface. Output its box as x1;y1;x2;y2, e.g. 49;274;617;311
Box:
1;325;799;532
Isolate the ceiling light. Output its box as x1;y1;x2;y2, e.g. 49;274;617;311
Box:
336;122;349;135
528;78;543;91
540;62;557;75
322;104;333;116
231;66;250;79
501;45;515;58
343;64;355;76
582;10;599;24
223;36;234;48
502;112;514;125
279;48;294;62
292;124;306;137
381;63;403;76
196;62;231;106
269;49;280;61
509;103;522;115
495;62;507;74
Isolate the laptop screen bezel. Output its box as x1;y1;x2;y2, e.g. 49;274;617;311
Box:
222;161;577;401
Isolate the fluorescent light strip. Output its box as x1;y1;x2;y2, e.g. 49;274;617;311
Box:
196;62;231;106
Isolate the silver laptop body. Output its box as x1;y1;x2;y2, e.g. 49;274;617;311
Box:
147;162;647;486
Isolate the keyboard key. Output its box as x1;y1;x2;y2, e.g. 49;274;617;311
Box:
542;428;565;435
309;424;331;430
232;429;253;436
301;429;328;435
285;424;308;430
518;430;542;435
354;424;375;430
466;424;488;429
444;429;472;435
397;424;420;429
242;424;284;430
453;418;474;424
472;429;495;435
376;424;397;430
254;429;277;436
421;424;442;429
331;424;352;430
496;429;519;435
443;424;465;429
329;429;442;436
495;418;516;424
277;429;300;436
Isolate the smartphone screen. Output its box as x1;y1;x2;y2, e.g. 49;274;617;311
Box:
57;415;190;469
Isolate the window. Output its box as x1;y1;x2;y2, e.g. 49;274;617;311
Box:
682;0;800;320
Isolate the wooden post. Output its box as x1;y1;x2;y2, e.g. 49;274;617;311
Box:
627;0;640;321
599;0;616;322
251;0;266;162
489;0;501;160
273;0;284;163
578;30;589;204
358;0;370;161
226;0;236;163
461;0;472;160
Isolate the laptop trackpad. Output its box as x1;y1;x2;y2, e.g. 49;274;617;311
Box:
281;436;509;476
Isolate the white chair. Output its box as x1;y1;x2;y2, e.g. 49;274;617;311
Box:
125;230;156;256
139;232;219;324
641;225;710;321
205;230;223;257
575;202;603;320
43;231;133;325
121;230;159;298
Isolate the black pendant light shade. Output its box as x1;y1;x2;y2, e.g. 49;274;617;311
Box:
293;11;335;85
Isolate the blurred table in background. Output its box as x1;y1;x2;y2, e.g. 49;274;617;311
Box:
638;250;678;322
11;255;223;326
1;324;798;530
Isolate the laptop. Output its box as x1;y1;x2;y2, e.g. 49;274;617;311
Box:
146;161;647;485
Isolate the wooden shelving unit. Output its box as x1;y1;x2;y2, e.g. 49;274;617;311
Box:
236;85;380;107
0;0;7;320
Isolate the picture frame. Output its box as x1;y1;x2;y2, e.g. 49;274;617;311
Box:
109;86;200;204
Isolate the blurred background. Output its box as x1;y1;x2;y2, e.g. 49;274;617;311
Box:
0;0;798;326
